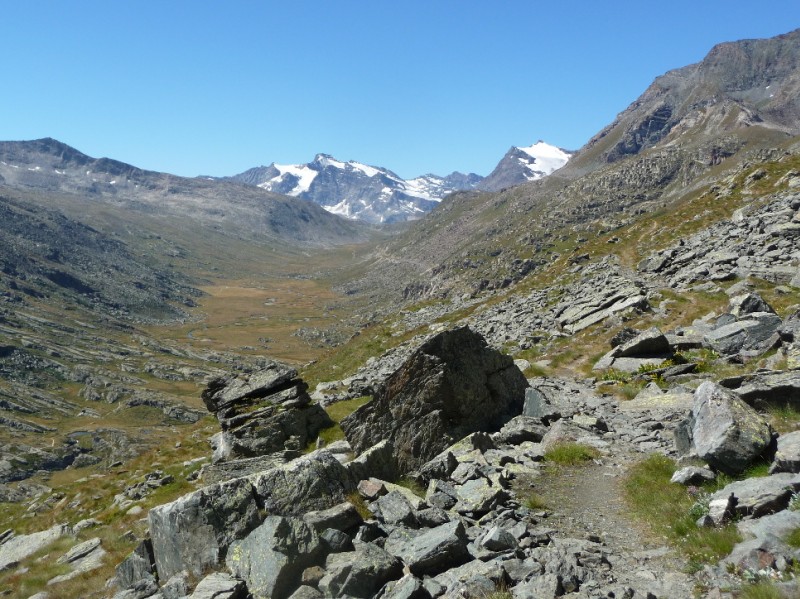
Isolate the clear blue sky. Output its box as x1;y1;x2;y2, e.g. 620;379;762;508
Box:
2;1;798;179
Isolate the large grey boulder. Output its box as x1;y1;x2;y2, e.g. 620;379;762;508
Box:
690;382;773;475
383;520;470;576
0;524;70;571
703;312;782;356
318;542;402;598
226;516;323;599
148;476;260;581
340;327;528;474
771;431;800;473
250;450;356;516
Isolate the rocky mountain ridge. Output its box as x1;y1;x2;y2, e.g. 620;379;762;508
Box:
229;141;569;224
0;138;368;246
337;29;800;305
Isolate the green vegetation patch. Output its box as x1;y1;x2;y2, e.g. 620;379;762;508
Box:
624;454;740;569
521;492;548;510
543;442;600;466
307;395;373;449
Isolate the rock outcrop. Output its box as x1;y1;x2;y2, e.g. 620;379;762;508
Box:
202;363;332;463
340;327;528;474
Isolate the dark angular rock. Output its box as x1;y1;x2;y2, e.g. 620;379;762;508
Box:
383;520;470;576
728;292;776;317
340;327;528;474
319;528;353;553
371;491;419;528
522;387;561;424
202;364;332;462
115;540;155;590
703;313;782;356
303;502;362;534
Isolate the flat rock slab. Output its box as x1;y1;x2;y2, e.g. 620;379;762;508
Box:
384;520;470;576
721;370;800;406
703;312;782;356
708;473;800;523
0;524;69;571
737;509;800;541
189;572;247;599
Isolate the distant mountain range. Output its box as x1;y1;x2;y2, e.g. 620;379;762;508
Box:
229;141;571;224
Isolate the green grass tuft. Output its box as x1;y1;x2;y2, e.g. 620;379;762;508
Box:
786;527;800;549
346;491;373;520
543;442;600;466
522;492;548;510
737;581;786;599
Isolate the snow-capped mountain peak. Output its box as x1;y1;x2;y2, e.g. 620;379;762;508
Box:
230;140;569;222
478;141;572;192
230;155;481;224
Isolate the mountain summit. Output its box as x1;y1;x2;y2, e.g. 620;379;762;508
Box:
477;141;572;192
230;154;483;224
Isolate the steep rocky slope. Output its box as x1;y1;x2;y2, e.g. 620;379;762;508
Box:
340;29;800;304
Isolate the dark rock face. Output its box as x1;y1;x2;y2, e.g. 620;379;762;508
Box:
201;364;332;462
340;327;528;474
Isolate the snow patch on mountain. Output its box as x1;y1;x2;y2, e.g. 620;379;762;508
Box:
517;142;572;180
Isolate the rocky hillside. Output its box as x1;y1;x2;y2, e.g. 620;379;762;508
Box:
230;153;483;224
339;29;800;304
